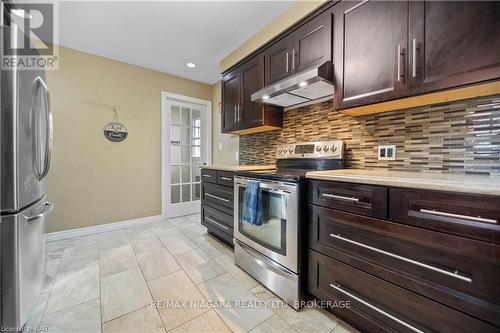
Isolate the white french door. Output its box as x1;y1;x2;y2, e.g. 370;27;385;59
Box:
162;93;211;218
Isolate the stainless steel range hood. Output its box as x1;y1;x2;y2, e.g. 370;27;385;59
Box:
251;61;334;108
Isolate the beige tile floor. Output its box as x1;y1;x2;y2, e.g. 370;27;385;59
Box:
24;214;360;333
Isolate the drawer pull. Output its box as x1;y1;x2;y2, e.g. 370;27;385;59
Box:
321;193;359;202
205;217;229;231
330;233;472;283
329;283;424;333
220;177;233;181
419;209;497;224
202;174;212;178
205;193;230;203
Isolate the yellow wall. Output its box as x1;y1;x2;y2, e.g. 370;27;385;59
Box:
220;0;326;72
46;46;212;232
211;80;240;164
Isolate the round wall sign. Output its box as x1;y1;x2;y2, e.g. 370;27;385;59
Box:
104;122;128;142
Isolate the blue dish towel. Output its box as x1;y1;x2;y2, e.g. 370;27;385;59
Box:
242;180;263;226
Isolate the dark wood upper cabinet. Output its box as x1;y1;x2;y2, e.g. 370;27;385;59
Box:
221;72;240;132
264;36;293;85
293;10;333;73
222;54;282;134
409;1;500;95
265;10;333;85
240;56;265;127
333;0;409;109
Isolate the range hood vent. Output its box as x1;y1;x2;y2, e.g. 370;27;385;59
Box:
251;61;334;108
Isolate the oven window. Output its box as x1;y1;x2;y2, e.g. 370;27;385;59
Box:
238;187;287;255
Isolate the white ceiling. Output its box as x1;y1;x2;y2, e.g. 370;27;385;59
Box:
57;1;294;84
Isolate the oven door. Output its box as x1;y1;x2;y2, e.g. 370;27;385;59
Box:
234;176;298;273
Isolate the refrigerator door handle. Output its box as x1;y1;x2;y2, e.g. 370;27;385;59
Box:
25;201;53;223
32;77;53;180
39;77;52;179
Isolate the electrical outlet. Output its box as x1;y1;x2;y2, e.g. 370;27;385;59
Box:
235;151;239;161
378;145;396;160
219;142;223;150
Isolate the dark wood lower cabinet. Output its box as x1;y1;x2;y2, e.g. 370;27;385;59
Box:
308;181;500;332
309;250;498;333
200;169;234;246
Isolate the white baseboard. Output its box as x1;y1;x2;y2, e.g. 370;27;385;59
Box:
46;215;163;243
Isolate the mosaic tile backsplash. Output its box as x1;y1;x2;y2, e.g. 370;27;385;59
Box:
239;96;500;175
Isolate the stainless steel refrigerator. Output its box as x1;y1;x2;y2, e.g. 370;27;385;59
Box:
1;22;54;330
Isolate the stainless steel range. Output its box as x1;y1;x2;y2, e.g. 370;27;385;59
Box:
233;141;345;309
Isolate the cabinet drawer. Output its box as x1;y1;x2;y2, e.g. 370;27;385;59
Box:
201;182;234;215
308;250;498;333
201;205;233;242
201;169;217;184
202;204;233;228
390;188;500;244
309;181;388;219
217;171;234;187
309;205;500;325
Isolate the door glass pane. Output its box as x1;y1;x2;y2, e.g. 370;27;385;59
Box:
182;184;191;202
171;166;180;184
171;106;181;125
192;183;200;201
239;189;286;254
181;166;190;184
170;126;181;145
181;127;190;144
192;109;201;127
191;166;200;182
181;107;190;126
171;185;180;204
181;146;190;163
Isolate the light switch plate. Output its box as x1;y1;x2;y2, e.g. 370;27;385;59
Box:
378;145;396;160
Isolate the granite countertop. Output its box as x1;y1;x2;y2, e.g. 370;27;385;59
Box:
306;169;500;196
201;164;276;172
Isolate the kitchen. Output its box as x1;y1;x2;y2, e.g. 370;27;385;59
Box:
1;1;499;333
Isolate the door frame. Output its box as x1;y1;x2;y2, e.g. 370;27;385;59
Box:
161;91;212;219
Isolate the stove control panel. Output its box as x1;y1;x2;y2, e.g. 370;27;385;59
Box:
276;141;345;159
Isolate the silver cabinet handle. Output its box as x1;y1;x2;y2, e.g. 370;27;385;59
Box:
321;193;359;202
202;174;212;178
412;38;417;78
420;209;497;224
205;192;230;203
220;177;233;181
330;233;472;283
329;283;424;333
285;52;289;73
237;105;241;123
233;105;237;123
205;217;229;231
292;49;295;69
397;44;402;82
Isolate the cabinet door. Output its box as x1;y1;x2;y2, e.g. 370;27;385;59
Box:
221;72;240;133
409;1;500;94
333;0;409;109
240;55;264;127
292;10;332;72
264;35;293;85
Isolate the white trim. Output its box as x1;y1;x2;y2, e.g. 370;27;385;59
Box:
45;215;163;242
161;91;212;219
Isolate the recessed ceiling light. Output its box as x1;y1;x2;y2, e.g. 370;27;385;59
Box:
262;95;270;100
299;82;308;87
186;62;196;68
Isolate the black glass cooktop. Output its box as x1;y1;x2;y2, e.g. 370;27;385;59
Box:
235;159;345;183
